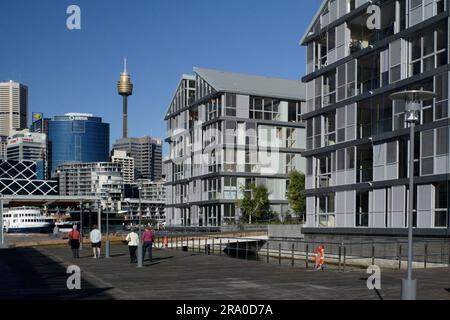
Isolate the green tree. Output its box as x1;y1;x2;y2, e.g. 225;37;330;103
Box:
237;183;270;224
287;170;306;222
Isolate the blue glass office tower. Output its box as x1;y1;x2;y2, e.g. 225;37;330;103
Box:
47;113;110;175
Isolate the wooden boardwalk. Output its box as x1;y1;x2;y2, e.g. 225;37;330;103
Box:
0;244;450;300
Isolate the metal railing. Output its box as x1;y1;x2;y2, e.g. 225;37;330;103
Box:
156;236;450;272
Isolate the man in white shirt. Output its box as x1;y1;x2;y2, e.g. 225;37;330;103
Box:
90;225;102;259
126;228;139;263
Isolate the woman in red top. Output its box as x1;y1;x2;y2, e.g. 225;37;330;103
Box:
142;227;155;262
68;225;81;259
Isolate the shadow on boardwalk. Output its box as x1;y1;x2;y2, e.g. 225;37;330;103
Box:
0;248;114;300
1;245;450;300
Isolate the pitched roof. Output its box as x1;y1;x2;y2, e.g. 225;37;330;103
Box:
194;67;306;101
299;0;328;45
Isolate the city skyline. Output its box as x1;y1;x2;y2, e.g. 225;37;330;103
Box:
0;0;316;149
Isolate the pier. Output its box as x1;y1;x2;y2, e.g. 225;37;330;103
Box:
1;243;450;300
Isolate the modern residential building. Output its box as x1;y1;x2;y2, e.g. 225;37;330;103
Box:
111;149;135;184
134;179;166;219
7;129;47;179
136;179;166;202
0;81;28;136
55;162;123;212
113;136;163;181
0;159;58;196
165;68;306;227
301;0;449;238
47;113;110;176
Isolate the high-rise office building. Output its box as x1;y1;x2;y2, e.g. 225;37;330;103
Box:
165;68;306;227
111;149;135;184
7;129;47;179
113;136;162;181
0;81;28;136
301;0;449;239
47;113;110;176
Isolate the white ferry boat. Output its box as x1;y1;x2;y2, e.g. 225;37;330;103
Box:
2;207;51;233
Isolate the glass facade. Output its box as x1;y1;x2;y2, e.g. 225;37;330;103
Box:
302;0;450;230
48;114;110;175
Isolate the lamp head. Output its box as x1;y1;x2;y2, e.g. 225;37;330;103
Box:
390;90;436;124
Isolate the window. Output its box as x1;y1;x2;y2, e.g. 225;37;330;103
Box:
317;153;333;188
224;148;236;172
224;178;237;200
337;60;357;101
314;117;322;149
224;121;237;145
323;71;336;107
436;127;449;155
225;93;236;117
337;149;345;171
410;24;448;77
246;122;257;146
434;182;448;228
223;204;236;222
288;101;302;122
286;128;296;148
207;97;221;121
306;119;313;150
435;73;448;120
317;194;335;227
286;154;295;174
328;28;336;51
356;191;369;227
421;130;434;175
249;97;280;120
386;141;397;164
337;107;346;142
346;147;355;170
245;150;258;173
306;157;313;176
324;112;336;146
390;39;402;83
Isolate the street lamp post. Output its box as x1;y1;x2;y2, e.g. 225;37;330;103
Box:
79;201;83;251
137;186;143;268
0;196;5;248
105;192;111;259
390;90;436;300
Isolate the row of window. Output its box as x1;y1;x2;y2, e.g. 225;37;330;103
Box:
315;182;449;228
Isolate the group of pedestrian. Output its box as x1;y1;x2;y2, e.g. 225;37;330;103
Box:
125;226;155;264
67;223;156;264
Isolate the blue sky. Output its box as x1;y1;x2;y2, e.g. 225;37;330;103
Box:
0;0;318;151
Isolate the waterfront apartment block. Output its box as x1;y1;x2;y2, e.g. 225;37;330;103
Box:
56;162;123;212
301;0;449;235
165;68;306;227
111;149;135;184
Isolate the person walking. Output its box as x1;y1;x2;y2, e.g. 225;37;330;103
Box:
142;226;155;262
53;224;60;239
126;228;139;263
68;225;80;259
90;225;102;259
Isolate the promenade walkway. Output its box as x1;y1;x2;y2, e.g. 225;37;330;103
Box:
0;244;449;300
